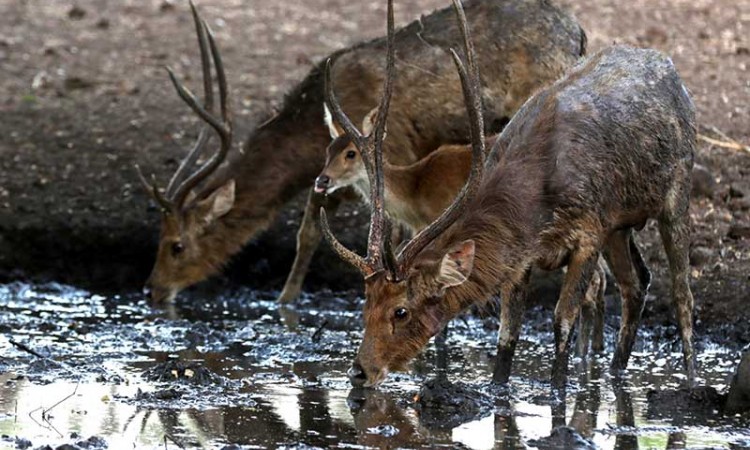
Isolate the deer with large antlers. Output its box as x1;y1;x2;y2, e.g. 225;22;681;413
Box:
135;0;587;304
323;0;697;388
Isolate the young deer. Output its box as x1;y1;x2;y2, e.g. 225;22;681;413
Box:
134;0;587;304
322;0;696;388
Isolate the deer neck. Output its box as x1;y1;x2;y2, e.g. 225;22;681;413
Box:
197;107;331;259
379;162;423;230
424;156;549;321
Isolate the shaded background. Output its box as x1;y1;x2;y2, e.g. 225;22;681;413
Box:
0;0;748;329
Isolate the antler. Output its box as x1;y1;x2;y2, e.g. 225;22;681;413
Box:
394;0;485;276
319;0;396;278
135;0;233;213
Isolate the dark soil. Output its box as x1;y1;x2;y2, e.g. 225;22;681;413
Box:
0;0;748;339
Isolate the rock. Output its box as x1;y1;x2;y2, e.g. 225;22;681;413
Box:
366;425;399;437
729;185;747;199
689;246;713;267
135;387;183;401
68;6;86;20
729;197;750;211
141;359;235;387
63;76;95;91
646;386;724;425
14;438;32;449
640;26;668;45
159;0;176;12
728;225;750;240
415;378;494;431
74;436;107;449
691;164;716;198
55;445;81;450
527;426;597;449
726;351;750;413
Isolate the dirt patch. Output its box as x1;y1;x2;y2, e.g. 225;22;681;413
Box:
0;0;748;337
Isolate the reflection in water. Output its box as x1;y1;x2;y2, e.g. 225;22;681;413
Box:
1;284;749;449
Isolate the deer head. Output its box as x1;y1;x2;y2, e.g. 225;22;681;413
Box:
314;106;382;195
321;0;486;387
136;1;235;303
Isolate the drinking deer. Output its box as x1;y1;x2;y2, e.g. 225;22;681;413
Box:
134;0;587;304
321;0;697;388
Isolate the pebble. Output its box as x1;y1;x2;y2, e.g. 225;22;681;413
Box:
691;164;716;198
689;246;714;266
728;225;750;240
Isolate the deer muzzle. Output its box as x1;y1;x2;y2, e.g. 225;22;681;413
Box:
314;174;331;194
348;360;388;387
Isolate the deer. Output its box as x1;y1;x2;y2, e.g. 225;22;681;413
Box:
316;105;607;356
134;0;587;304
321;0;697;389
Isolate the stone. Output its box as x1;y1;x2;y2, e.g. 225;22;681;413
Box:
691;164;716;198
726;351;750;414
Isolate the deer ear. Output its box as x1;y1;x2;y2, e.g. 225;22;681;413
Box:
361;107;387;138
324;103;344;139
197;179;235;226
437;240;475;289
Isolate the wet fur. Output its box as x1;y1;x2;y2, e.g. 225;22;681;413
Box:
359;46;697;386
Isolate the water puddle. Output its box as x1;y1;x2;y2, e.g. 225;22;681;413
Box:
1;282;749;449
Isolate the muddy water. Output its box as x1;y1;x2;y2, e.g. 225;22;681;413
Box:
1;282;749;449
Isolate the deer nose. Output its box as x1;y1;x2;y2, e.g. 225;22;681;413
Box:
348;362;368;387
314;175;330;192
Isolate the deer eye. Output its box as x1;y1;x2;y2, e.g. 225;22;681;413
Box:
171;242;184;256
345;150;356;159
394;307;408;320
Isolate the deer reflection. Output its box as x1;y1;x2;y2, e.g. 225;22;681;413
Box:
347;389;431;448
493;398;522;449
568;362;603;438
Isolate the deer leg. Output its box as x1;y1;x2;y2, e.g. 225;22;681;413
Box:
606;230;651;374
552;252;598;389
277;189;343;303
492;270;529;384
591;257;607;354
575;261;603;359
658;205;697;387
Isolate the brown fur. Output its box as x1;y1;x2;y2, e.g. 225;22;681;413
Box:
146;0;588;302
316;132;497;232
350;46;697;388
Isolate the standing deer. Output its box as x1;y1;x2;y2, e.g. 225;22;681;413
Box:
135;0;587;304
316;106;607;355
322;0;697;388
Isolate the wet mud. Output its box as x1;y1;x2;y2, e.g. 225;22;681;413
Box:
2;282;750;449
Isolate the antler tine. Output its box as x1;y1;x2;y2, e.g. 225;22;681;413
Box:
451;0;484;154
321;0;397;277
319;208;370;275
166;0;214;198
171;17;234;208
135;164;172;211
324;59;365;147
396;0;485;274
364;0;396;273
